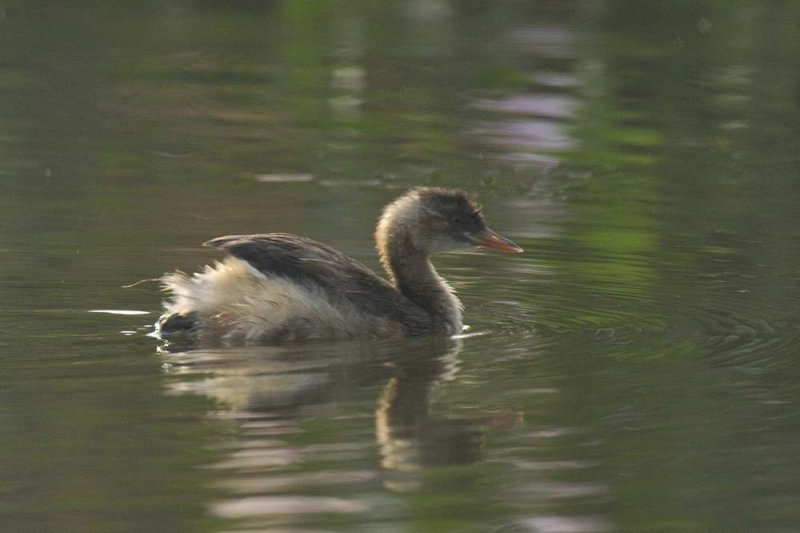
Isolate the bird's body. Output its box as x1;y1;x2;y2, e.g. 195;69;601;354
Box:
157;188;521;344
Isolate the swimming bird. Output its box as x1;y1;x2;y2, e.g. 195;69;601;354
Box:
156;187;522;344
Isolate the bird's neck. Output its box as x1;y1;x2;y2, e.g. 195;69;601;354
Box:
379;235;462;334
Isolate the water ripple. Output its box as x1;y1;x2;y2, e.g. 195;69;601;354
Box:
683;308;798;371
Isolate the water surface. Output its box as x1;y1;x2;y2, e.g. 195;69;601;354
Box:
2;2;800;531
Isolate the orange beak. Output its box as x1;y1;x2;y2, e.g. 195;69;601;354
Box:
473;228;523;253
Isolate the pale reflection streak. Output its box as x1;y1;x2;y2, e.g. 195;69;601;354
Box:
467;24;579;165
329;9;365;121
212;495;369;519
514;515;611;533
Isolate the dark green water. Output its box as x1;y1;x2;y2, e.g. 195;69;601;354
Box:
2;2;800;531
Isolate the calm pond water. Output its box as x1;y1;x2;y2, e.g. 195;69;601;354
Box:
2;1;800;531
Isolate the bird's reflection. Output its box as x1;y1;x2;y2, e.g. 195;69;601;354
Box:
160;335;487;473
375;340;484;474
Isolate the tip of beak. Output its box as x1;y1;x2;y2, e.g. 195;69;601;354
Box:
489;244;523;254
475;229;524;254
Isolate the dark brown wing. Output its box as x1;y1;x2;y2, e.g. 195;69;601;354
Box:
204;233;431;334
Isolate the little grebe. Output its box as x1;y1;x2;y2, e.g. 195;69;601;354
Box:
156;187;522;344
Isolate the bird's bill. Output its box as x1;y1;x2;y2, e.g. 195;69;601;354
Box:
473;228;523;253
